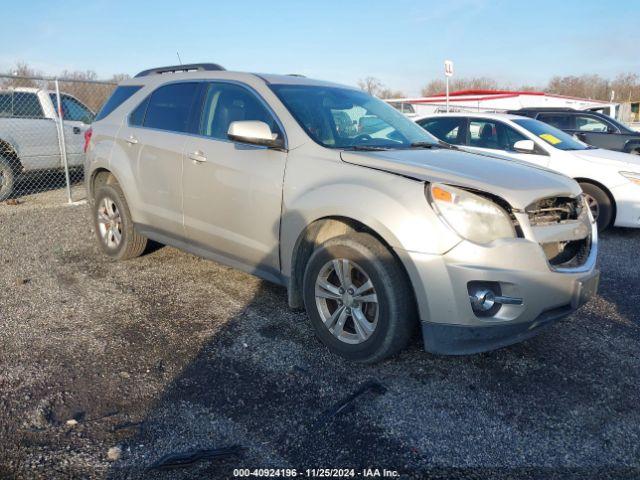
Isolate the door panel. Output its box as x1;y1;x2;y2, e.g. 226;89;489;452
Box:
182;139;286;278
134;128;187;236
10;118;60;171
182;82;287;279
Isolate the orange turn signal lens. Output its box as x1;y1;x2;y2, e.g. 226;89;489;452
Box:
432;186;453;203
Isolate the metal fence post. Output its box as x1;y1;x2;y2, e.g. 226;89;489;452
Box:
54;79;73;204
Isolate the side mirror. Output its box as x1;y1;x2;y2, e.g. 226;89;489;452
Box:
227;120;284;149
513;139;536;153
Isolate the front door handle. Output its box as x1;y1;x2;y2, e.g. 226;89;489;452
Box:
125;135;138;145
188;151;207;163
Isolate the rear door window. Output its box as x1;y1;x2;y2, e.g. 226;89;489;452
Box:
575;115;611;133
418;117;466;145
537;114;575;130
13;92;44;118
50;94;94;123
142;82;200;133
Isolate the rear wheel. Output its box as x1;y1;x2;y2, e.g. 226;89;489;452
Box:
93;183;147;260
579;182;613;232
0;157;16;202
303;233;416;363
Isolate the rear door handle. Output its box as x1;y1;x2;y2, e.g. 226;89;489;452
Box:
73;126;81;134
188;151;207;163
125;135;138;145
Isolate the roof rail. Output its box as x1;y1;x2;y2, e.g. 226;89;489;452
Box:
134;63;225;78
287;73;306;77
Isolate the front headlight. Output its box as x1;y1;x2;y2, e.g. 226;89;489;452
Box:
428;183;516;244
620;171;640;186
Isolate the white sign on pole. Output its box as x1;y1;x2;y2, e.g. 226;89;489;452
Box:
444;60;454;77
444;60;453;112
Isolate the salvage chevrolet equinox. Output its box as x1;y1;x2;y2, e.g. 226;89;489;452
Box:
85;63;599;363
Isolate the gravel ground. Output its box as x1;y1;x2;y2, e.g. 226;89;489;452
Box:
1;190;639;480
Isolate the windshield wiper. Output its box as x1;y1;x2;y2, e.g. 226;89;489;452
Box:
343;145;390;151
410;141;458;150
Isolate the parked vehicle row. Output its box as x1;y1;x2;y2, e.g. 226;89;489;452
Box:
85;64;599;362
508;107;640;155
0;87;94;200
416;113;640;231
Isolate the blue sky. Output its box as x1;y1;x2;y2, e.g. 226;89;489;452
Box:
1;0;639;95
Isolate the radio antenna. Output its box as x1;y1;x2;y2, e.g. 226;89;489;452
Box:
176;51;183;65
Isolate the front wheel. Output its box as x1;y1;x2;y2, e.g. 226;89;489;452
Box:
579;182;613;232
303;233;416;363
93;183;147;260
0;157;16;202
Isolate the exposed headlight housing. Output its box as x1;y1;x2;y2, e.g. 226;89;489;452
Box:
620;171;640;186
428;183;516;245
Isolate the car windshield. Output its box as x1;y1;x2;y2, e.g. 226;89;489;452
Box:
270;84;439;149
513;118;590;151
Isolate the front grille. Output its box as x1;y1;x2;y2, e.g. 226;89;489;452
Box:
526;196;583;226
526;195;592;270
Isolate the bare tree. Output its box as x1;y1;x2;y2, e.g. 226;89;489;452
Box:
357;77;385;97
1;63;131;112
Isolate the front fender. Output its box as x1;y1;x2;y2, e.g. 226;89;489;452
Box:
280;177;460;278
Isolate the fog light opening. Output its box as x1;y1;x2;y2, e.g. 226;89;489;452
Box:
467;281;522;318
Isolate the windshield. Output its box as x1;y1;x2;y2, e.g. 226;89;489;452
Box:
513;118;590;151
270;84;439;149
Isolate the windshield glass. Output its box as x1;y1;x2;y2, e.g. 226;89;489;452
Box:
270;84;439;149
513;118;590;151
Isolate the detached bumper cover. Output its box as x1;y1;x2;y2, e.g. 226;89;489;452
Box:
422;304;575;355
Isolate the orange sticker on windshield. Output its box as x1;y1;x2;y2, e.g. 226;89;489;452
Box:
539;133;561;145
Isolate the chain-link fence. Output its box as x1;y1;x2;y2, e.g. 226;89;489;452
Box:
0;74;117;204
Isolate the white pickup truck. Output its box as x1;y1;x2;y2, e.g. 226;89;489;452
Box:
0;87;94;200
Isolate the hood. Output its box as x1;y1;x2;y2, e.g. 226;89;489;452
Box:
571;148;640;171
341;148;581;209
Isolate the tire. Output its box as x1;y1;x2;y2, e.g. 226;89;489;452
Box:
0;156;16;202
302;232;416;363
92;183;147;260
579;182;613;232
630;148;640;155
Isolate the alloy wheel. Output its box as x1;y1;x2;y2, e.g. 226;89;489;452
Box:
584;193;600;220
97;197;123;248
314;258;379;344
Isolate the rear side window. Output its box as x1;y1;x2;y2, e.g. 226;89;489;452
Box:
418;117;466;145
94;85;142;122
143;82;200;133
13;92;44;118
0;93;11;117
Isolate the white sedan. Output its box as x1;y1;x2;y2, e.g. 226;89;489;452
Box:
416;112;640;231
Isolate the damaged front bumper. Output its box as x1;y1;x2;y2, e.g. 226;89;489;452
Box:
395;218;598;355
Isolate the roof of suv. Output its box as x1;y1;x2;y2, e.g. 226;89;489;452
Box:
121;64;353;90
415;112;528;122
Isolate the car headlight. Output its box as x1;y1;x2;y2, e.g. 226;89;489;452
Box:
428;183;516;244
620;171;640;186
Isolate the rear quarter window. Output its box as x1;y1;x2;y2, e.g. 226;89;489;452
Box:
94;85;143;122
